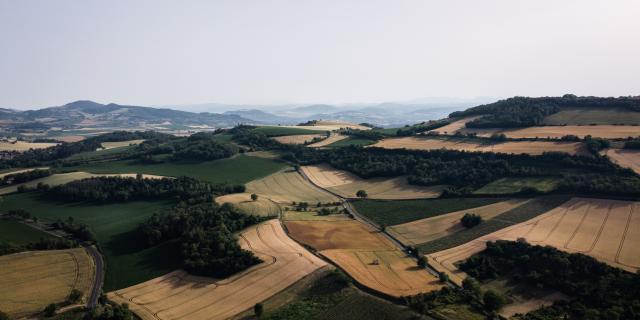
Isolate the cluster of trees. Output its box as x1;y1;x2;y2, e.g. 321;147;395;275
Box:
460;213;482;228
0;169;51;186
624;138;640;149
459;240;640;319
0;237;77;256
138;202;263;278
134;132;238;162
52;217;96;242
230;125;281;151
47;176;244;203
340;128;384;140
451;95;640;128
395;119;451;136
557;174;640;197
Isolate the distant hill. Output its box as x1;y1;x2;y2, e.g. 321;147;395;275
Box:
0;100;258;133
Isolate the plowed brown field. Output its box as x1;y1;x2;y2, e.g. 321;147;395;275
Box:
285;220;442;297
0;248;96;318
301;164;442;199
108;220;326;320
427;198;640;285
372;137;588;156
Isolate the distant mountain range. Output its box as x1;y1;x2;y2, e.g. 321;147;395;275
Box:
0;98;494;135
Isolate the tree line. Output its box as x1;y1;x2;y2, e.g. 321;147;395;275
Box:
0;169;51;186
459;239;640;319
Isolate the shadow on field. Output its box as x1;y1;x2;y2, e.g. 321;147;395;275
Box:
107;229;149;255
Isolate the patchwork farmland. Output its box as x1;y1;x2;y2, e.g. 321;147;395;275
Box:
0;248;96;318
272;134;325;145
108;220;326;320
602;148;640;175
301;164;443;199
215;193;281;217
285;220;442;297
246;168;340;204
427;198;640;285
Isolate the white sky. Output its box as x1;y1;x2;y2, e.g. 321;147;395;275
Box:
1;0;639;109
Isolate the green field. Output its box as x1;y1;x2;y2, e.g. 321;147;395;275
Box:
327;137;376;148
371;127;400;136
253;126;327;137
543;107;640;125
474;177;560;194
352;198;505;226
65;145;135;161
63;154;287;185
417;196;570;254
0;192;178;290
0;219;55;245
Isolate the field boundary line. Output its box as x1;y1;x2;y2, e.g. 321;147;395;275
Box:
583;203;613;254
614;204;634;264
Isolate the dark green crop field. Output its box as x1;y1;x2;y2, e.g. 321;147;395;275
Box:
0;219;55;245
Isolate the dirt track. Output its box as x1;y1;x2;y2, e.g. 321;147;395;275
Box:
427;198;640;285
108;220;326;320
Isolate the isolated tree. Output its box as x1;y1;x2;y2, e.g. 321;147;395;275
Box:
254;303;264;318
356;189;368;198
439;272;450;283
251;193;259;201
460;213;482;229
462;277;481;299
44;303;57;317
483;290;506;312
417;256;427;269
67;289;83;303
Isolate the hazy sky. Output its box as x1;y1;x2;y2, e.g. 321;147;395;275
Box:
1;1;639;109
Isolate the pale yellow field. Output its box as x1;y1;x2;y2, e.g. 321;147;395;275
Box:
428;117;481;135
372;137;588;156
55;135;86;143
457;125;640;139
108;220;326;320
0;141;58;151
272;134;324;145
301;164;442;199
246;169;339;204
307;133;348;148
0;167;49;179
285;220;442;297
602;148;640;175
101;139;145;149
0;248;96;318
388;199;530;245
427;198;640;285
215;193;281;217
0;172;167;195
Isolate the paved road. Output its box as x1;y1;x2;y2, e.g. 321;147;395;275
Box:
83;243;104;308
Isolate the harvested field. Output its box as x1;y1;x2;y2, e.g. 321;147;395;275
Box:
457;125;640;139
428;116;480;135
108;220;326;320
0;172;166;195
54;135;86;143
372;136;588;156
427;198;640;285
602;148;640;175
307;133;347;148
101;139;145;149
301;164;443;199
246;169;339;204
388;199;530;246
272;134;325;145
0;141;57;151
0;248;95;318
215;193;281;217
0;167;49;179
285;220;442;297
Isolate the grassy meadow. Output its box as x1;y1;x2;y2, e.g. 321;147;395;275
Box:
474;177;560;194
327;137;376;148
0;219;55;245
0;192;178;290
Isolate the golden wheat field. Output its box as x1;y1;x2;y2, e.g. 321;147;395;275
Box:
0;172;167;195
108;220;326;320
272;134;325;145
388;199;530;246
427;198;640;285
301;164;442;199
0;248;95;318
602;148;640;175
215;193;281;217
457;125;640;139
307;133;348;148
428;117;481;135
245;169;339;204
285;220;442;297
0;141;58;151
101;139;145;149
371;137;588;156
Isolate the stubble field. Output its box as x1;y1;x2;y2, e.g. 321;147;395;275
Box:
602;148;640;175
272;134;324;145
245;169;340;204
214;193;281;217
108;220;326;320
